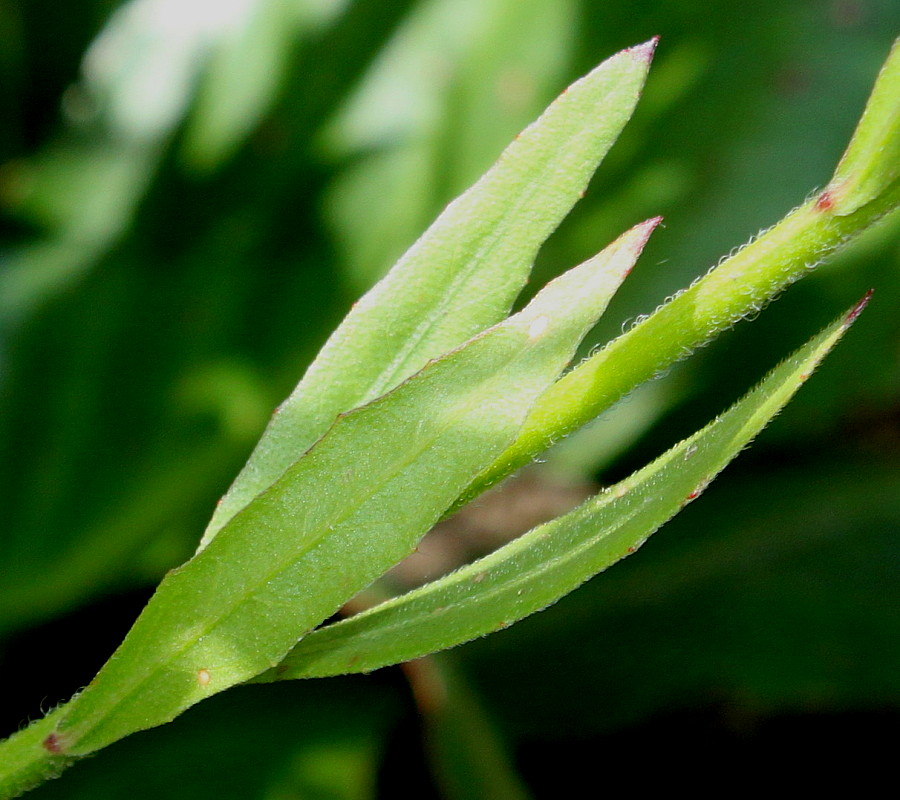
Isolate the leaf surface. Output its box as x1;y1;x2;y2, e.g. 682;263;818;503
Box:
52;221;654;755
200;40;655;548
262;299;865;680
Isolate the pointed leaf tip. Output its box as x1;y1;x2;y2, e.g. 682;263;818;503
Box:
618;216;662;276
517;218;659;327
628;37;660;63
589;216;660;285
844;289;874;326
639;215;664;242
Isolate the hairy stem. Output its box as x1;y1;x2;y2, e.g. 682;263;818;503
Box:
0;708;74;799
457;181;900;508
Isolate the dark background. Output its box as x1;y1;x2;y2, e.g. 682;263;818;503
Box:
1;0;898;796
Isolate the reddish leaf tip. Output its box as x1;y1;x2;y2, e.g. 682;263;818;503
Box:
617;217;662;279
629;37;660;64
845;289;874;326
631;215;663;249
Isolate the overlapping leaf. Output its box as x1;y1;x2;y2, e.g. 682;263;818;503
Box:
50;220;655;755
200;40;656;548
260;301;865;680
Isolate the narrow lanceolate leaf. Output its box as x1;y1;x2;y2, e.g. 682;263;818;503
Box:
49;222;655;756
199;40;656;549
826;36;900;216
260;297;867;681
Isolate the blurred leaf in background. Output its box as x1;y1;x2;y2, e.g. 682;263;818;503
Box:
1;0;899;795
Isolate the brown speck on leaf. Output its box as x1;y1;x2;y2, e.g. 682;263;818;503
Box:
42;733;64;754
815;189;835;212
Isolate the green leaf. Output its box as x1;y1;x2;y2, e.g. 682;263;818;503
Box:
200;40;656;548
48;221;654;756
260;297;866;680
826;36;900;216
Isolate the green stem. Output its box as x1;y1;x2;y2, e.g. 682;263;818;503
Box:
0;708;76;799
457;181;900;508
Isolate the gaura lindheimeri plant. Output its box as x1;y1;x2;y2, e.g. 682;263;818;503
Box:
1;36;898;797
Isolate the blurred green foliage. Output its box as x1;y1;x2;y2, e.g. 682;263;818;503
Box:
1;0;898;795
